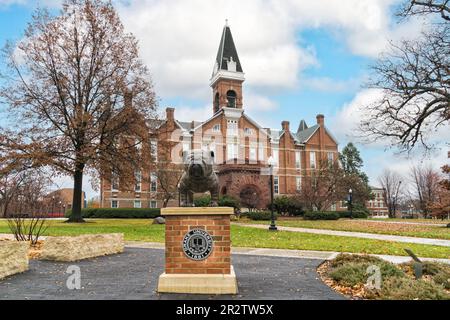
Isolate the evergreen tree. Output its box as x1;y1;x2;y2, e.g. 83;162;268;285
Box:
339;143;373;208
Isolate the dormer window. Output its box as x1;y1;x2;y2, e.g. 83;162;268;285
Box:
227;56;237;72
226;90;236;108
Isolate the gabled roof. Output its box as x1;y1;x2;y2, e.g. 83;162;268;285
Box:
295;124;319;143
214;24;243;74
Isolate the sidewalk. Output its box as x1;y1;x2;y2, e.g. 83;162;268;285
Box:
236;223;450;247
125;241;450;265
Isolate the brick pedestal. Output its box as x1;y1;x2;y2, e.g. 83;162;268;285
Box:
157;207;238;294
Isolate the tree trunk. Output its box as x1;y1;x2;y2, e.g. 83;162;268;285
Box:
67;165;85;223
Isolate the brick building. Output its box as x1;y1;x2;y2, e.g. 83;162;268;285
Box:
100;24;339;209
366;187;389;217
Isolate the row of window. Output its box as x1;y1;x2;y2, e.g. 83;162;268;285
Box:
111;171;157;192
272;176;302;194
111;200;158;209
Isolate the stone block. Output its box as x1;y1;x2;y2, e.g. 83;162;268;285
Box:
0;241;29;280
40;233;124;262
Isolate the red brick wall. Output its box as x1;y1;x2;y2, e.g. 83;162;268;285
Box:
164;215;231;274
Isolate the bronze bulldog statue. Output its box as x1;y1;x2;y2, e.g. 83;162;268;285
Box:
178;150;219;207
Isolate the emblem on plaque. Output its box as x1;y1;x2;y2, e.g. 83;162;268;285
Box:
182;229;213;261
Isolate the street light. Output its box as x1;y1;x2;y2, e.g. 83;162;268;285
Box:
267;155;277;231
348;188;353;219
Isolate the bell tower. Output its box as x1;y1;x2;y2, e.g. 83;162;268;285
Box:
210;21;245;114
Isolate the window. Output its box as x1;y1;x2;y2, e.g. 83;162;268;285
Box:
212;124;221;133
274;176;279;194
244;128;254;135
111;200;118;208
310;152;316;169
150;140;158;162
150;173;157;192
249;143;257;161
258;142;265;161
150;200;157;208
111;172;119;191
214;93;220;113
227;143;238;160
327;152;334;163
296;176;301;191
227;120;238;136
135;170;141;192
331;203;337;211
226;90;236;108
134;200;141;208
295;151;301;169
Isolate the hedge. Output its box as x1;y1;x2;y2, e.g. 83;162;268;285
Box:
247;211;277;221
304;211;340;220
338;211;368;219
65;208;161;219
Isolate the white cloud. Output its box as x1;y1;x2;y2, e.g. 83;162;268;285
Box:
329;88;384;142
5;0;429;107
331;89;449;188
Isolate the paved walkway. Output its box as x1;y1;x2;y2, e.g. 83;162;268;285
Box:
126;242;450;265
357;219;448;227
236;223;450;247
0;247;344;300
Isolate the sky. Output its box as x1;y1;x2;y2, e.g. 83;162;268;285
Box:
0;0;448;199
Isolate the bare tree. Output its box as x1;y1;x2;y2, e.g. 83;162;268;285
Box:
410;164;441;217
155;164;183;208
428;164;450;219
378;169;404;218
0;0;157;222
360;0;449;152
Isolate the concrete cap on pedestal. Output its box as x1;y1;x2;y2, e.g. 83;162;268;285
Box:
161;207;234;216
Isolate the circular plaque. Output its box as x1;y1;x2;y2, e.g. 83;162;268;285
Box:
182;229;213;261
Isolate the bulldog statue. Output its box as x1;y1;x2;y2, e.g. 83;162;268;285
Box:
178;150;219;207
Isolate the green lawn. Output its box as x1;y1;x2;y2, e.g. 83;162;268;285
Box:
0;219;449;259
236;218;450;240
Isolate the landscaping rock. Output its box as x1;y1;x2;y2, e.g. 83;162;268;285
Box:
40;233;124;262
0;241;29;280
153;217;166;224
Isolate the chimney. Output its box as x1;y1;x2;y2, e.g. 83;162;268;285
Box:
281;121;290;132
316;114;324;126
166;107;175;121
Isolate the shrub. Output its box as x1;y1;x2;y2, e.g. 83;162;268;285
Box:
218;196;241;210
326;254;450;300
247;211;277;221
368;276;450;300
304;211;339;220
65;208;160;219
271;196;304;216
338;211;368;219
193;195;211;207
421;262;450;289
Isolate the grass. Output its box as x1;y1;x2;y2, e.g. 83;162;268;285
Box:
236;217;450;240
324;254;450;300
0;218;449;259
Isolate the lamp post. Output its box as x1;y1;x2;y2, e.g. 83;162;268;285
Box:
267;156;277;231
348;188;353;219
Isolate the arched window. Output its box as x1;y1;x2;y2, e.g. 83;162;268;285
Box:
214;92;220;113
226;90;236;108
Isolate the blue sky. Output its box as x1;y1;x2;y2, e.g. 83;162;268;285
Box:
0;0;447;199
